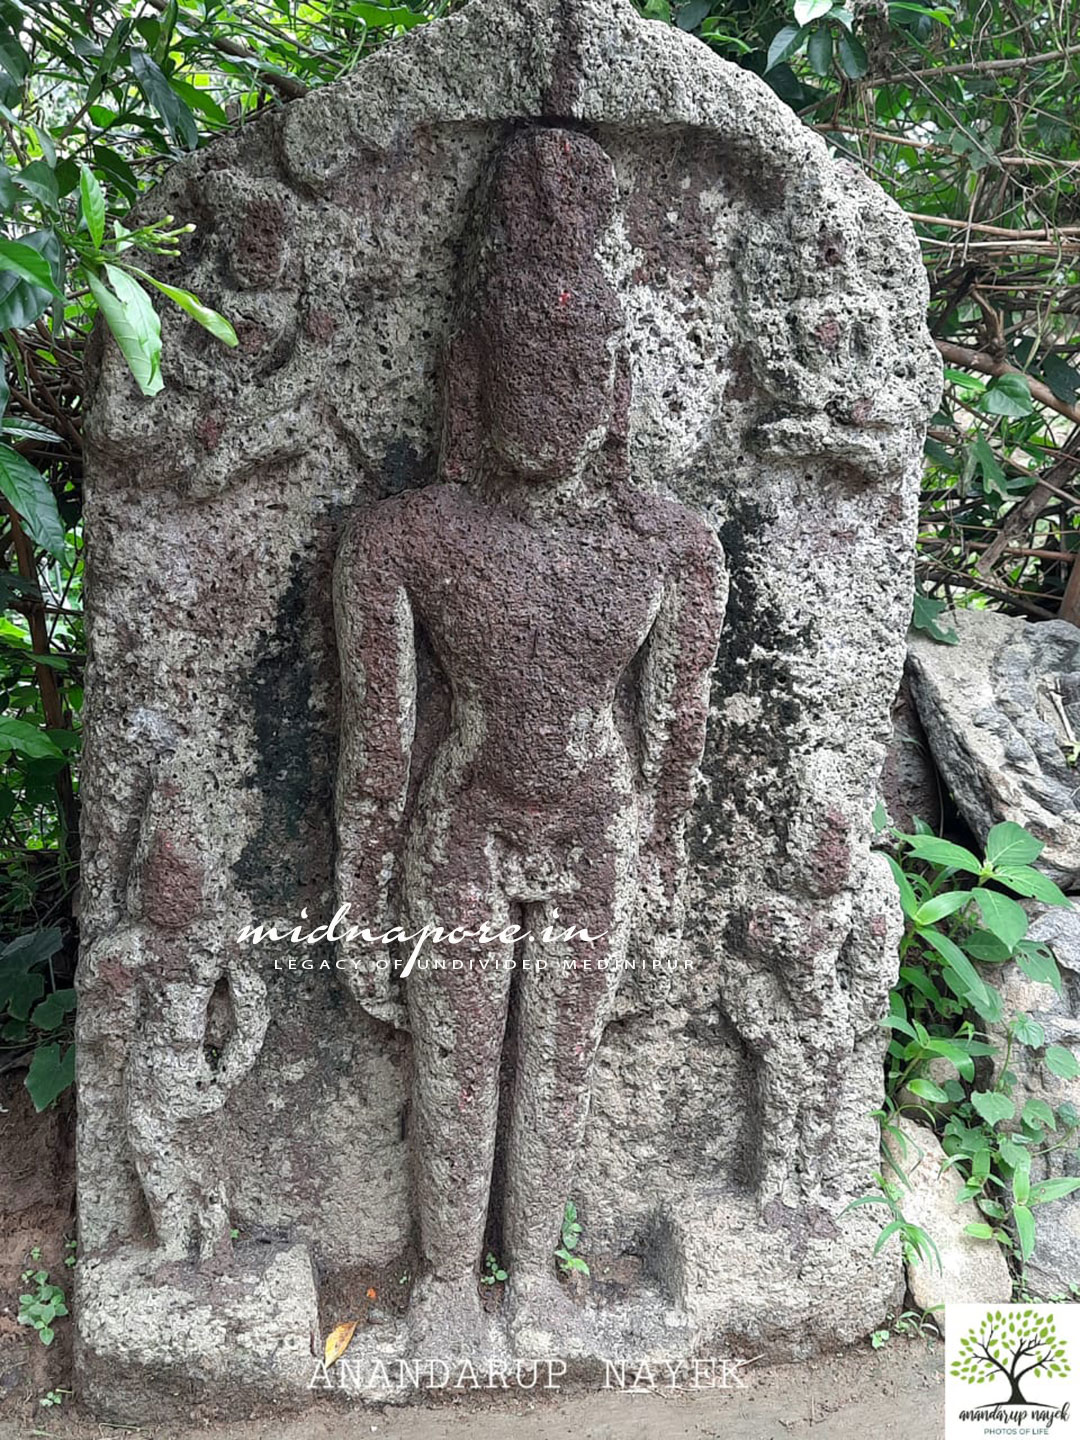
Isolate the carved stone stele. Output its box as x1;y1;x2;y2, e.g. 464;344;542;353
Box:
77;0;940;1417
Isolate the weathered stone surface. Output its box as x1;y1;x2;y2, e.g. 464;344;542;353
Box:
881;668;942;834
907;610;1080;886
988;905;1080;1298
884;1117;1013;1310
77;0;939;1416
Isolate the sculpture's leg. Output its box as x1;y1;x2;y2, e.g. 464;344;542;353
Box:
403;873;515;1355
502;862;634;1353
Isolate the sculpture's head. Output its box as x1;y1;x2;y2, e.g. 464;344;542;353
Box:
444;127;627;486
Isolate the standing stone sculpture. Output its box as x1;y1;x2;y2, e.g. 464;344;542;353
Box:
333;127;726;1356
76;0;941;1418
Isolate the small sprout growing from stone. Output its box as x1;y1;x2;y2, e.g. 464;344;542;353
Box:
556;1200;590;1277
481;1253;507;1286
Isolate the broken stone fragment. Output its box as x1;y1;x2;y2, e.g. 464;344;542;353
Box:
907;609;1080;887
884;1116;1013;1310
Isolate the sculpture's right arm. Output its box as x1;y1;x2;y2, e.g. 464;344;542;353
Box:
332;516;416;1020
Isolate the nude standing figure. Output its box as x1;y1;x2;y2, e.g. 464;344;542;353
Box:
333;128;726;1355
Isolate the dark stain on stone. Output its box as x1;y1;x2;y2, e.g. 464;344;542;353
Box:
380;439;429;497
236;565;331;907
686;498;812;891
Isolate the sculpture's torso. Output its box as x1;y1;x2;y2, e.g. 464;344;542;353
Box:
362;480;710;838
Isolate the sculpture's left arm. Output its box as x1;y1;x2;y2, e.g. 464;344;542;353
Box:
638;525;728;910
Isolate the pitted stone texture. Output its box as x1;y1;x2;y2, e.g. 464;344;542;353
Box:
75;1244;318;1423
907;610;1080;886
987;904;1080;1298
884;1118;1012;1310
79;0;939;1416
881;669;941;834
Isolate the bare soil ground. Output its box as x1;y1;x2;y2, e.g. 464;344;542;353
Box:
0;1070;945;1440
0;1339;944;1440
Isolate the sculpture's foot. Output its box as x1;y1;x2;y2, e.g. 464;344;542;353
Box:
505;1268;587;1358
407;1272;487;1363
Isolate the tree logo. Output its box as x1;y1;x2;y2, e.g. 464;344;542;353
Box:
951;1308;1070;1408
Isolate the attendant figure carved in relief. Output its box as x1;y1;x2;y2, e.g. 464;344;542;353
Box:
81;761;268;1262
334;128;726;1354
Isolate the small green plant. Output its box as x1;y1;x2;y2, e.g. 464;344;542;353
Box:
62;1238;76;1268
40;1388;69;1408
18;1265;68;1347
878;819;1080;1280
1;928;77;1110
555;1200;590;1277
871;1307;944;1349
480;1252;507;1287
847;1167;942;1272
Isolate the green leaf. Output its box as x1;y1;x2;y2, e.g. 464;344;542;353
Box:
127;269;237;348
964;928;1013;963
0;445;66;557
924;1036;976;1081
1046;1045;1080;1080
903;834;982;875
885;854;919;919
13;160;59;212
29;989;76;1032
970;431;1006;496
973;891;1028;952
795;0;832;21
1022;1098;1055;1131
970;1090;1015;1127
1015;941;1062;993
807;26;833;74
1041;353;1079;406
985;822;1044;868
0;228;62;331
994;865;1070;906
913;891;972;926
1013;1162;1031;1207
836;31;868;78
2;417;62;445
1012;1012;1045;1049
0;719;64;760
0;239;63;297
1013;1203;1035;1263
766;23;807;70
919;926;989;1006
24;1042;74;1111
964;1222;995;1239
85;266;163;398
676;0;713;28
130;48;199;150
908;1077;950;1104
911;593;959;644
1029;1177;1080;1204
981;373;1033;418
79;164;106;251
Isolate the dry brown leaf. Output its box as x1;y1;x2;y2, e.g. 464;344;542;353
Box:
324;1320;357;1367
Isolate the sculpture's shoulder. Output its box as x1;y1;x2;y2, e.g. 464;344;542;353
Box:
621;488;724;574
337;482;461;565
